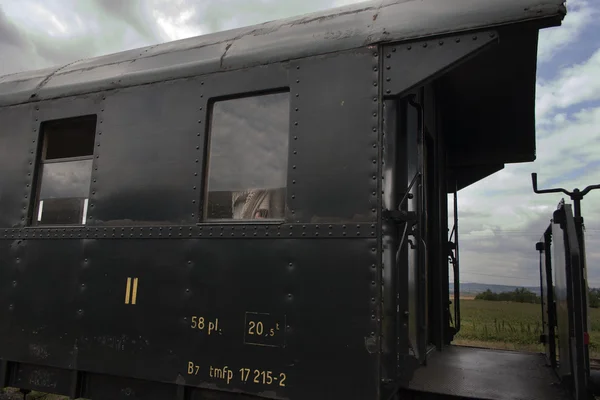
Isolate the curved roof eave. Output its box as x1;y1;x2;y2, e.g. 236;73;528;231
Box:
0;0;566;108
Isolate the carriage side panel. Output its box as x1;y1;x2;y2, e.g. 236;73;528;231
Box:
0;104;35;228
0;236;379;400
289;48;379;223
87;79;205;226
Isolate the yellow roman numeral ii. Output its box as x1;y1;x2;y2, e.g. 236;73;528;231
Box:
124;277;139;305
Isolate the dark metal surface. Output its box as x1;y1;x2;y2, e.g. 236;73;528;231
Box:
88;80;199;225
0;104;36;228
382;98;401;383
553;211;572;381
0;47;382;400
440;26;541;168
538;226;557;368
553;204;588;399
407;346;572;400
0;0;565;107
288;49;379;223
382;31;498;97
1;224;375;239
0;238;379;399
0;50;381;230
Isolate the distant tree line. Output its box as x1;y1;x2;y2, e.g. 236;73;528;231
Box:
475;287;600;308
475;288;540;304
589;288;600;308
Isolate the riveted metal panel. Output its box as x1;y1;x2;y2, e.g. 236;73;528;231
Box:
2;223;376;240
34;93;103;123
87;62;290;227
382;31;498;96
0;240;82;368
88;79;204;226
0;240;14;339
39;41;230;103
289;48;379;223
201;62;289;100
0;104;36;227
0;238;377;399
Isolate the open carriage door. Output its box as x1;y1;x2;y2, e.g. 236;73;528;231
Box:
380;31;502;370
399;91;428;364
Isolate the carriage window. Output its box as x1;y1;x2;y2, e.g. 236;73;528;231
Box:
32;115;96;226
205;92;289;220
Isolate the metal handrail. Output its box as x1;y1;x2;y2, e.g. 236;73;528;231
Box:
532;173;600;199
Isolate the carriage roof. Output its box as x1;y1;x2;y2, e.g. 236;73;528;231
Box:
0;0;565;107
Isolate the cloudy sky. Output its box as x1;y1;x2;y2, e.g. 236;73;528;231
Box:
1;0;599;288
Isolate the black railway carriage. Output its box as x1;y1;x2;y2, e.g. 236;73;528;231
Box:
0;0;574;399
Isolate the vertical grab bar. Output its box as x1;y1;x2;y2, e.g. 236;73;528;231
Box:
453;186;460;333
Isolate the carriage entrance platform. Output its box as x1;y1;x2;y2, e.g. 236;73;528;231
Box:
405;346;572;400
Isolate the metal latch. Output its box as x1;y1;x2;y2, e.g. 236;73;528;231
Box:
382;209;417;223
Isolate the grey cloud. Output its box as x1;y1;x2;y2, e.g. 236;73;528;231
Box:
91;0;163;43
28;34;98;70
459;208;600;287
0;0;343;78
0;6;38;75
187;0;339;34
0;0;164;76
0;6;28;48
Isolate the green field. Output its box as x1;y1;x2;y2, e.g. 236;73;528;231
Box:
453;299;600;358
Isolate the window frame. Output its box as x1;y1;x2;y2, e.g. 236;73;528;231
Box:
201;89;291;224
30;115;98;227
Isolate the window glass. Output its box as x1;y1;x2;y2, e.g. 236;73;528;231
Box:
38;160;93;199
205;92;289;220
33;116;96;226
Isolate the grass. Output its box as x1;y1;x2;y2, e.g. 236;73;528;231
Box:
1;388;69;400
452;298;600;358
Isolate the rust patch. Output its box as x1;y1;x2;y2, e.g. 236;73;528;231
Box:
365;336;377;354
28;369;57;389
29;343;49;360
324;29;357;40
94;335;128;351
